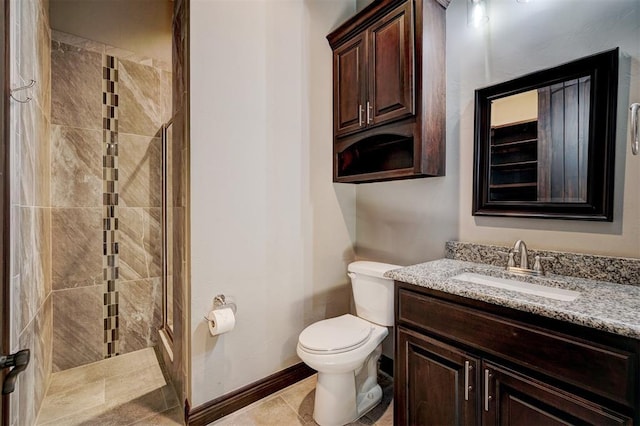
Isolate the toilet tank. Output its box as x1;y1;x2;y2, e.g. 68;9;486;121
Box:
348;261;400;327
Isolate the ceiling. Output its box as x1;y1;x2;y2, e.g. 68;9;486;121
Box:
49;0;173;63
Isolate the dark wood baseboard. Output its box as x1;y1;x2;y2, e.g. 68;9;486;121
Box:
185;362;315;426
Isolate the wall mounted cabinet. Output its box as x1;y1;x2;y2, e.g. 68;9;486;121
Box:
327;0;449;183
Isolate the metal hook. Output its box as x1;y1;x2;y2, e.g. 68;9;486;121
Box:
9;79;36;103
631;103;640;156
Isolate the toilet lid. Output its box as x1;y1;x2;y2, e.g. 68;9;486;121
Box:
299;314;372;354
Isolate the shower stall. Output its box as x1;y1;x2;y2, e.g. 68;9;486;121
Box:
4;0;189;424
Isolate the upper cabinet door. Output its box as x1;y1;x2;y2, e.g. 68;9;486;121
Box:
334;34;367;137
368;2;414;126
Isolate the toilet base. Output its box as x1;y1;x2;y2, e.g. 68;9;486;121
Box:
312;345;383;426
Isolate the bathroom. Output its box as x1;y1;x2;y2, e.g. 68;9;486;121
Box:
1;0;640;425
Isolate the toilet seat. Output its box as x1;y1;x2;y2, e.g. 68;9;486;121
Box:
298;314;373;355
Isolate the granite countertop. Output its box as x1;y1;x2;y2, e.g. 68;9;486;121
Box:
386;258;640;339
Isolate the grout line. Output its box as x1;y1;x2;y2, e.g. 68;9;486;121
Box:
221;376;317;424
127;405;181;426
51;283;102;293
278;377;316;412
279;396;308;424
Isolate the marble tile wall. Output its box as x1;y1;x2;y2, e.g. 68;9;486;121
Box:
50;31;170;371
9;0;53;425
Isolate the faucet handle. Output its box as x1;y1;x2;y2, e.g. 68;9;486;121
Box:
533;255;555;275
497;251;516;268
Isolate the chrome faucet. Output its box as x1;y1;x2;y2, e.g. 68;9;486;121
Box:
512;240;529;269
504;240;554;276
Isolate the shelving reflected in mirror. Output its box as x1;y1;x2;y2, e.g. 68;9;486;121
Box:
489;77;590;204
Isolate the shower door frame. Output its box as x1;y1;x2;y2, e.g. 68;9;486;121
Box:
1;0;10;423
161;118;174;342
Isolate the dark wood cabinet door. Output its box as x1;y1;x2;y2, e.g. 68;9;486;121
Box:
333;34;367;136
368;1;414;126
396;327;479;426
483;361;632;426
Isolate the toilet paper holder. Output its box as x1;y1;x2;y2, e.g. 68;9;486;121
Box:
212;294;237;314
202;294;237;322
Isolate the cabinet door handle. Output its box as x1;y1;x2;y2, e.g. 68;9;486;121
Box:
359;104;364;127
464;360;470;401
484;369;492;412
366;101;373;124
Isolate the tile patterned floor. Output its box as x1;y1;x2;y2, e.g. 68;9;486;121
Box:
36;347;183;426
36;348;392;426
212;373;393;426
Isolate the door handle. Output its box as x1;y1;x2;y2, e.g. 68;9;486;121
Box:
366;101;373;124
464;360;472;401
358;104;364;127
484;368;492;412
0;349;30;394
631;103;639;155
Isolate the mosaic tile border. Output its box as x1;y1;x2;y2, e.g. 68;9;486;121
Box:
445;241;640;286
102;55;120;357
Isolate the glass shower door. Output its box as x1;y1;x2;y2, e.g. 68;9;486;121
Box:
162;119;174;337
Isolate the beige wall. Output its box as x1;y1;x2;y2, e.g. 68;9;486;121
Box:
189;0;357;407
356;0;640;262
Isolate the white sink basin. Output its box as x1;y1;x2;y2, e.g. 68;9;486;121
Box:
452;272;580;302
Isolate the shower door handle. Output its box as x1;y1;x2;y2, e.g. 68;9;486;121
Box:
0;349;30;394
631;103;639;155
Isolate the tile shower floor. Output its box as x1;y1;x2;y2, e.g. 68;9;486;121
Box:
35;347;183;425
212;372;393;426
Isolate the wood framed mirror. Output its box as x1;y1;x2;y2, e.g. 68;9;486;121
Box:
473;48;619;221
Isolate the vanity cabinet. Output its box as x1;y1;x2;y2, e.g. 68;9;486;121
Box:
327;0;448;183
395;282;638;425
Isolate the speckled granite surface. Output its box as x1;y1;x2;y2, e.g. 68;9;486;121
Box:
445;241;640;286
386;258;640;339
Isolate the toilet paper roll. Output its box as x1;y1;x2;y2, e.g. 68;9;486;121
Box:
207;307;236;336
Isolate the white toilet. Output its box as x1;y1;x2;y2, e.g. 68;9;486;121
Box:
297;261;399;426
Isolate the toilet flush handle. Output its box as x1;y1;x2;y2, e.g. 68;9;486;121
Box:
347;272;356;280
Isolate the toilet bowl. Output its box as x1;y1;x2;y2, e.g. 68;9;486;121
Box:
297;261;399;426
